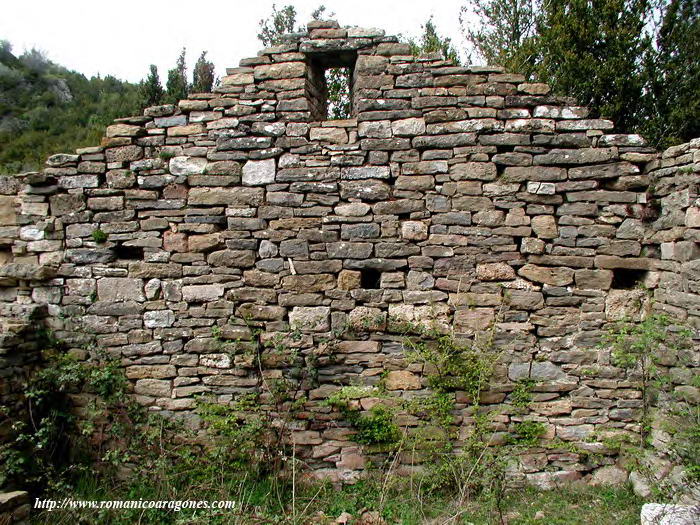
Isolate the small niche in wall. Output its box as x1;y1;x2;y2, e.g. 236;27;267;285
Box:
611;268;648;289
0;249;12;265
360;268;382;289
306;52;356;121
114;244;144;260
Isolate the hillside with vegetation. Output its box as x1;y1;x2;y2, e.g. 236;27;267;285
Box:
0;41;141;174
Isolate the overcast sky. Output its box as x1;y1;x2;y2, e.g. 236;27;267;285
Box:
1;0;471;83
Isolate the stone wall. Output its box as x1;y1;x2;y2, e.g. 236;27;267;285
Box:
0;173;51;490
0;19;698;486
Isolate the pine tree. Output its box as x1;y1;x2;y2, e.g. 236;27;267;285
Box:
461;0;538;72
531;0;650;132
641;0;700;147
410;16;460;63
165;48;188;105
139;64;164;108
191;51;215;93
461;0;654;134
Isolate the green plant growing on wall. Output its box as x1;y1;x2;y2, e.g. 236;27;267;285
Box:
324;385;382;409
324;386;401;447
600;313;692;444
352;405;402;447
196;393;267;474
405;391;456;431
663;399;700;485
403;328;498;401
0;349;128;491
158;149;176;161
508;420;546;447
422;411;508;513
91;228;107;243
227;319;318;475
511;378;538;409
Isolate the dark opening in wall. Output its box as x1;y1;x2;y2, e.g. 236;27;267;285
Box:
0;248;12;265
306;52;356;121
611;268;647;289
360;268;382;289
114;244;144;260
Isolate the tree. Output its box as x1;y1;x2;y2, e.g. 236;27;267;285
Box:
531;0;651;133
0;40;141;173
191;51;215;93
410;16;460;63
641;0;700;147
165;48;188;105
257;4;301;47
461;0;657;135
139;65;164;108
461;0;538;71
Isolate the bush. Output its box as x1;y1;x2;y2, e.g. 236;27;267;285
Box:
352;405;401;446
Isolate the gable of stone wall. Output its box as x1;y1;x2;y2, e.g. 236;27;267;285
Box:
0;20;699;485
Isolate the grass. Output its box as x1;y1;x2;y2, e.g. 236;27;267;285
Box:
34;470;643;525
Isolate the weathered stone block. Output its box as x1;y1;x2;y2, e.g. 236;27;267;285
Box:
401;221;428;241
327;242;373;259
507;290;544;310
335;341;380;353
50;194;85;216
289;306;331;332
237;303;287;321
144;310;176;328
168;123;206;136
169;156;207;176
97;278;145;302
392;118;426;136
282;274;335;292
207;250;255;268
106;123;142;137
605;289;649;321
341;166;390;180
385;370;421;390
574;269;613;290
518;264;574;286
476;262;516;281
129;262;182;278
450;162;497;181
254;62;306;80
242;158;276;185
531;215;558;239
454;308;495;332
188;187;263;206
337;270;362;290
0;195;16;225
310;127;348;144
126;365;176;379
134;379;171;397
509;362;565;381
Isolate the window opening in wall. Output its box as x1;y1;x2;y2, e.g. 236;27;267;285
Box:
360;268;382;289
611;268;648;289
114;244;144;260
306;52;356;121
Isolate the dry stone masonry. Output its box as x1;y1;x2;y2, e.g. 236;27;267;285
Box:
1;20;699;486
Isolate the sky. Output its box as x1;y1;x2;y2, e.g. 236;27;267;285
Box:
1;0;471;84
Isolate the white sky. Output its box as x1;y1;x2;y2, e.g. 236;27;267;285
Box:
1;0;471;83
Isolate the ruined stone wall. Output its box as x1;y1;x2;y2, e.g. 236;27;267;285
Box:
0;20;698;486
0;174;51;483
